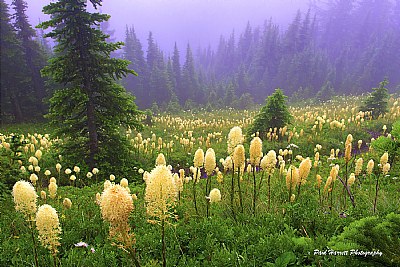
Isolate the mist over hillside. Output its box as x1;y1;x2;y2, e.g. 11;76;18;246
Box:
121;0;400;109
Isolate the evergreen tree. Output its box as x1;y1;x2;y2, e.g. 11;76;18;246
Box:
12;0;48;118
123;25;147;107
248;88;292;137
172;42;182;103
0;0;28;123
38;0;142;170
360;79;390;119
181;43;200;103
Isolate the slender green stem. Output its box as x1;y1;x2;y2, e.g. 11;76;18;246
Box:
192;174;198;215
230;163;235;219
297;183;301;200
53;254;57;267
267;174;271;210
330;182;335;210
318;187;321;206
237;167;243;213
205;175;210;217
373;174;380;214
252;167;257;215
344;161;348;210
288;168;293;202
29;220;39;267
161;219;166;267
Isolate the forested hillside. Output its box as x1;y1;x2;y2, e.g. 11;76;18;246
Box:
122;0;400;109
2;0;400;117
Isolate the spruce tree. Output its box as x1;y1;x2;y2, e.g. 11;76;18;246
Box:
0;0;28;123
38;0;142;170
12;0;48;118
248;88;292;137
360;78;390;119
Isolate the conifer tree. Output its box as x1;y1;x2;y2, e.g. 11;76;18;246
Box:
0;0;28;123
12;0;48;118
360;79;390;119
248;88;292;137
38;0;142;170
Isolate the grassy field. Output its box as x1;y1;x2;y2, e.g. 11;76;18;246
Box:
1;96;399;266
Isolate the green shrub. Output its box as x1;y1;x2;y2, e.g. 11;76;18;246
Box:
329;213;400;266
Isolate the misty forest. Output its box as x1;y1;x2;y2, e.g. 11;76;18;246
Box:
1;0;400;266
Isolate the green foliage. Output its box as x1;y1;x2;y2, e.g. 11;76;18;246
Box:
248;88;292;137
329;213;400;266
371;120;400;165
0;134;27;191
0;0;49;124
360;79;390;119
38;0;142;172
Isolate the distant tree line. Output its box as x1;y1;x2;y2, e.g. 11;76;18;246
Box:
122;0;400;110
1;0;51;124
1;0;400;120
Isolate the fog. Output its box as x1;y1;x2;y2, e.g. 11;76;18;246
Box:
18;0;308;53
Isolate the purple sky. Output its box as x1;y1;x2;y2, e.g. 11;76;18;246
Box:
9;0;308;54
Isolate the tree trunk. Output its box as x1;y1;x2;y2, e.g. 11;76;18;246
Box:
10;93;23;122
86;93;98;169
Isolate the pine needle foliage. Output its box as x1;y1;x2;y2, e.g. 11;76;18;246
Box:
360;78;389;119
38;0;142;171
248;88;292;137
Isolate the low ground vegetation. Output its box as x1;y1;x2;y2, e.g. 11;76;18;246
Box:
1;96;399;266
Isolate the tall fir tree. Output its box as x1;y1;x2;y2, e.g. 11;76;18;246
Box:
181;43;201;104
38;0;142;170
12;0;48;118
172;42;182;103
123;25;147;107
0;0;29;123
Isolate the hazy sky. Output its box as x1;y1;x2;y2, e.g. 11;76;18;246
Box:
8;0;308;54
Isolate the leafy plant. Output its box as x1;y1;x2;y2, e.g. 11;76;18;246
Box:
247;88;292;137
329;213;400;266
371;120;400;165
360;79;389;119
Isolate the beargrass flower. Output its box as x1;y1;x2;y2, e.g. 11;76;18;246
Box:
227;126;243;155
155;153;166;166
367;159;374;175
382;163;390;175
30;173;38;185
100;184;134;239
298;157;312;185
355;158;363;176
249;137;263;166
348;173;356;186
49;182;57;199
208;188;221;203
73;166;80;173
233;145;245;168
104;180;112;190
145;165;177;220
380;152;389;166
120;178;128;188
63;198;72;209
194;148;205;168
286;166;299;190
204;148;216;176
12;180;38;219
36;204;61;255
